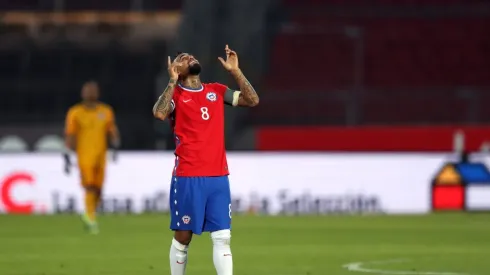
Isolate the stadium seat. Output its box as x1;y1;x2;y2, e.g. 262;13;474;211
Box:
263;11;490;125
0;135;28;152
361;90;470;124
34;135;65;152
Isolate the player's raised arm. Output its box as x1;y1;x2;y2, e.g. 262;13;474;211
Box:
218;44;259;107
153;56;181;120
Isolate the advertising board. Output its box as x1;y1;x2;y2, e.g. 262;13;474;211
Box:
0;152;463;215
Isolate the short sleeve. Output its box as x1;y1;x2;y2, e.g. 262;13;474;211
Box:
171;91;181;113
65;108;78;135
208;83;240;106
209;83;228;96
170;99;175;113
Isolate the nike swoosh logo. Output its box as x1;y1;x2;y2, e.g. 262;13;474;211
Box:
183;99;192;103
177;261;186;264
223;254;232;257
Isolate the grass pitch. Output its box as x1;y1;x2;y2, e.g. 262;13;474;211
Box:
0;213;489;275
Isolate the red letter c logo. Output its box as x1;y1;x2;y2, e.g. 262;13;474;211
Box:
1;173;34;214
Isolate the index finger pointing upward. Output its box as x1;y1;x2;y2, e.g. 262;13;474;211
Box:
167;56;172;67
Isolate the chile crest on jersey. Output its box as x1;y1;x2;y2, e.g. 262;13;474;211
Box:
206;91;217;102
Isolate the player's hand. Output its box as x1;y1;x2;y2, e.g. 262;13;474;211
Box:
110;138;120;163
63;153;71;175
218;44;239;72
167;56;182;81
112;149;118;163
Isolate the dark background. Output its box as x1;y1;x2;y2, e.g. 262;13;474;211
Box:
1;0;489;152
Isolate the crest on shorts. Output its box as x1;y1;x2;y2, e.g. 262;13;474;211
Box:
182;215;191;224
206;92;217;102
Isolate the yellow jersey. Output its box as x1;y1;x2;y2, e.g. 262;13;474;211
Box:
65;103;116;157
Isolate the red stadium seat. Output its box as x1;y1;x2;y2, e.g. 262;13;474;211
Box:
263;2;490;124
270;16;490;89
361;91;470;124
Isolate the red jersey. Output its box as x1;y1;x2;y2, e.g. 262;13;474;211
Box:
169;82;235;177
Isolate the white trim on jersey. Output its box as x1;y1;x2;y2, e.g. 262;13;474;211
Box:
170;99;175;112
178;83;204;92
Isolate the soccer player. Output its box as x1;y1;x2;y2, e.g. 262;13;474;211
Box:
152;45;259;275
64;81;120;234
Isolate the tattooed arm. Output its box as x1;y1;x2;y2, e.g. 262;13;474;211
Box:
152;79;177;120
218;45;259;107
153;56;182;120
230;69;259;107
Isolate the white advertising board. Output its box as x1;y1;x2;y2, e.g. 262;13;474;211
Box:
0;152;459;215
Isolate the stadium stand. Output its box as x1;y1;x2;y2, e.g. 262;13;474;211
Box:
254;0;490;125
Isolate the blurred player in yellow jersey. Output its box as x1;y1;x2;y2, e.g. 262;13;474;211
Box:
64;81;120;234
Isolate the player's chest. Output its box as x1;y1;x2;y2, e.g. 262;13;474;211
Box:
77;111;108;130
176;91;222;122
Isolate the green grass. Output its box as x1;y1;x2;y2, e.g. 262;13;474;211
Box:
0;214;489;275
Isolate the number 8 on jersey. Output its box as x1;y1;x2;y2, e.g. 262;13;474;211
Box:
201;107;210;120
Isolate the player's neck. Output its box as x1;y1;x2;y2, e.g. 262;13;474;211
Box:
180;76;202;89
82;101;98;109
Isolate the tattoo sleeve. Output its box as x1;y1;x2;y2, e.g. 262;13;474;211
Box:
153;79;177;119
230;69;259;107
